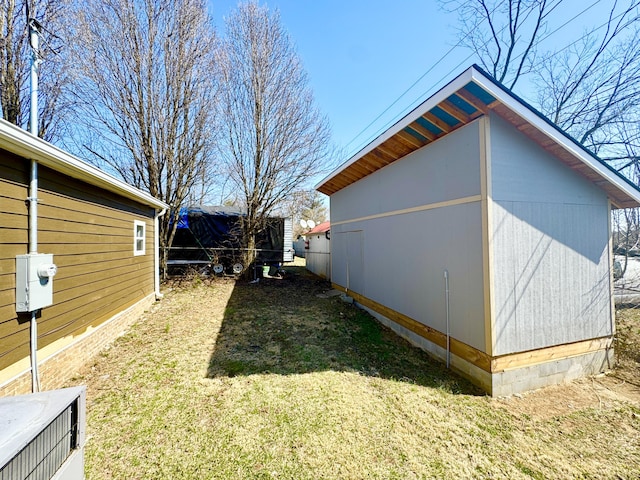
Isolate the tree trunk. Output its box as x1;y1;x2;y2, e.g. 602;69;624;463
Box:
243;233;257;277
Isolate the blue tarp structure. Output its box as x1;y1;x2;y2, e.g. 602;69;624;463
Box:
169;206;286;268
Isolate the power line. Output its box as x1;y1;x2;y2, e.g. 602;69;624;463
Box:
341;39;472;152
342;0;612;159
341;1;505;153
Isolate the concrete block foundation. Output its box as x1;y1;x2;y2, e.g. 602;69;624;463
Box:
360;302;613;397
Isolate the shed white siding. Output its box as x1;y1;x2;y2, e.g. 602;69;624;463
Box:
489;114;612;356
305;232;331;279
283;217;294;262
318;65;640;396
331;120;487;351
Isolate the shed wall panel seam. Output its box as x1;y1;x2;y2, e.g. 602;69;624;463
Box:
331;194;482;227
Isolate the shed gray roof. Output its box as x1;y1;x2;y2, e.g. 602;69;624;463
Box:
0;119;168;210
316;65;640;209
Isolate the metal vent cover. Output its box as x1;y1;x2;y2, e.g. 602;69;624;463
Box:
0;387;86;480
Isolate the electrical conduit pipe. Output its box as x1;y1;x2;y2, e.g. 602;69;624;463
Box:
28;18;41;392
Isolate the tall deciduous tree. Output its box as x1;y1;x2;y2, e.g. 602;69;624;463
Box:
67;0;219;272
217;1;332;269
443;0;640;169
0;0;70;141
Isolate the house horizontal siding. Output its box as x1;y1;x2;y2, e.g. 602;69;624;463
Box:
0;154;29;370
0;154;156;373
331;120;487;352
489;113;612;356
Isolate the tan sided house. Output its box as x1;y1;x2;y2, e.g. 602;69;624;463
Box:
0;119;167;396
317;65;640;396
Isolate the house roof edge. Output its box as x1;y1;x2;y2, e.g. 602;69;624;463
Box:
0;119;168;211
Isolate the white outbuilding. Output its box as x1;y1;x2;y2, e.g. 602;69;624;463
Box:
316;65;640;396
304;221;331;280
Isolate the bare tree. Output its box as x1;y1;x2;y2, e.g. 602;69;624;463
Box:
613;207;640;277
281;189;328;238
444;0;640;169
442;0;560;89
0;0;71;141
612;120;640;278
67;0;219;273
0;0;24;125
532;4;640;159
216;1;332;270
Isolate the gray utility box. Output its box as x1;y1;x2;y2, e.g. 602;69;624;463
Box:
16;253;58;313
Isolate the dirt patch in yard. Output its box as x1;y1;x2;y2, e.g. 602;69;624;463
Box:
495;375;640;421
499;308;640;418
495;308;640;421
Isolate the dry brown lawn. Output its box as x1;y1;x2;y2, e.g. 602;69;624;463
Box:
67;262;640;479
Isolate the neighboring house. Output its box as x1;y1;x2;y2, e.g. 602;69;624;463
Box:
0;119;168;396
316;65;640;396
304;221;331;280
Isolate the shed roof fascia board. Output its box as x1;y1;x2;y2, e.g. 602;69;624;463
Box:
316;65;640;207
315;66;477;191
469;69;640;207
0;119;168;210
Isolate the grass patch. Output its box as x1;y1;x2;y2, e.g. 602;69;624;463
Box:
67;265;640;479
614;307;640;385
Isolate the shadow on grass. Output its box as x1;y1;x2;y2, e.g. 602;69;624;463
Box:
207;265;483;395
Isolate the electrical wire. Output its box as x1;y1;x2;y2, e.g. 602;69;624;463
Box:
341;1;506;153
342;0;618;159
341;37;479;153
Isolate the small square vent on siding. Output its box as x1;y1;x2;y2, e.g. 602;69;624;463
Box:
0;387;86;480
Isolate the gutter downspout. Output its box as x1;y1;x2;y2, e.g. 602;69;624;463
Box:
28;18;41;392
154;208;167;300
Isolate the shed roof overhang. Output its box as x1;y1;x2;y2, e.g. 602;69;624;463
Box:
316;65;640;209
0;119;168;211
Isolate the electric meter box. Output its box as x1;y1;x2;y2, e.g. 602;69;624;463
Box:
16;253;57;312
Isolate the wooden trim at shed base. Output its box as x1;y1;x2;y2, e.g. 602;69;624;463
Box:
333;284;615;396
332;284;493;372
490;348;613;397
0;293;157;397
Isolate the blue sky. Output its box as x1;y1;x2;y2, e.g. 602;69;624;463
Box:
209;0;623;164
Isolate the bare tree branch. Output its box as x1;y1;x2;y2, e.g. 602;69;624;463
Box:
0;0;71;141
533;2;640;162
442;0;558;88
443;0;640;179
216;1;333;271
66;0;219;274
